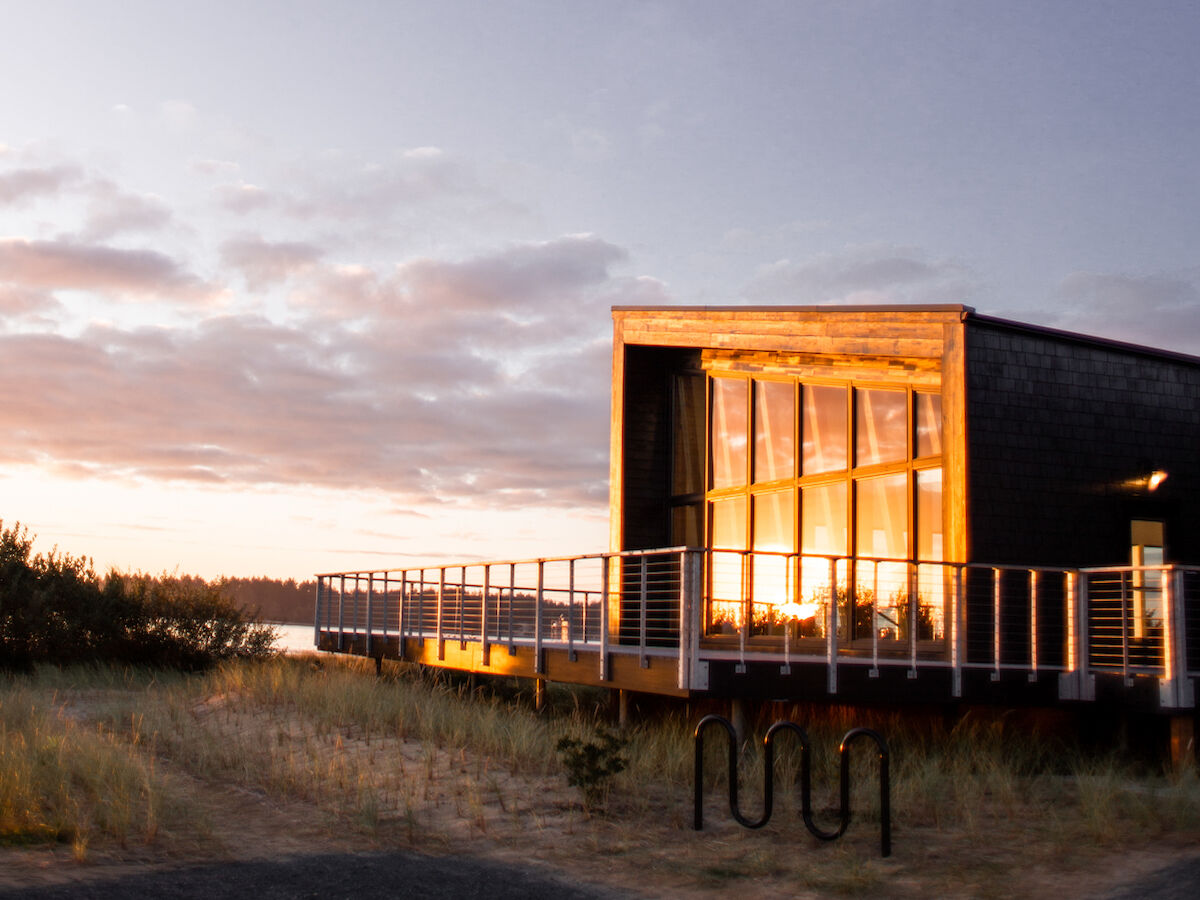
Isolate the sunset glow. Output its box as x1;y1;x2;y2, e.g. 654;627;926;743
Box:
3;2;1199;580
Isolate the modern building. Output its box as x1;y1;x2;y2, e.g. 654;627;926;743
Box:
315;305;1199;752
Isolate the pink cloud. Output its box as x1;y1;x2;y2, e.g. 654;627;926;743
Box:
0;238;219;304
0;165;84;204
220;236;323;290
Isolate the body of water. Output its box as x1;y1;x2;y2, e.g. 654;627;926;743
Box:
270;622;321;654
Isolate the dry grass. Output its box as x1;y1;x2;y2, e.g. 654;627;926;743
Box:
2;656;1199;897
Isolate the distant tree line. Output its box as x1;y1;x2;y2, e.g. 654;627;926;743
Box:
219;576;316;624
0;521;277;672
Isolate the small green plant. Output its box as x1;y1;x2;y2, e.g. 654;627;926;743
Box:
555;726;628;810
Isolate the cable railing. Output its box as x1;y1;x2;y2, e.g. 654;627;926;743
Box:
314;550;1198;708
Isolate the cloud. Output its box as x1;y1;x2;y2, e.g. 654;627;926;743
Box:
0;238;219;304
211;148;527;236
220;236;323;290
0;285;61;318
0;233;658;510
80;183;173;241
214;182;273;214
745;244;975;305
0;165;84;205
394;234;626;313
1039;271;1200;355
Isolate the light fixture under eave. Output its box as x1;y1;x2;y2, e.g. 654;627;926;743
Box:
1148;470;1169;491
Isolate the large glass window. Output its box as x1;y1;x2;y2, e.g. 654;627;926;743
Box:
754;380;795;483
703;372;946;646
711;377;747;488
802;385;847;474
855;388;907;466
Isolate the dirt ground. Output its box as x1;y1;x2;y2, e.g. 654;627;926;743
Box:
2;692;1198;899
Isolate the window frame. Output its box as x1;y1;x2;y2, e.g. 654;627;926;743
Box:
702;371;946;650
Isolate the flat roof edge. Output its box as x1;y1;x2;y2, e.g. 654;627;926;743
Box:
968;312;1200;366
612;303;974;315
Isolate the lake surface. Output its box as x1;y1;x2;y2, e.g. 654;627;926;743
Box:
270;622;322;654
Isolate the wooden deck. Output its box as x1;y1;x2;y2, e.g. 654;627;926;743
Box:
314;549;1199;713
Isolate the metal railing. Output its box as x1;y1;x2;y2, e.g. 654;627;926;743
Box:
315;547;704;689
314;550;1198;709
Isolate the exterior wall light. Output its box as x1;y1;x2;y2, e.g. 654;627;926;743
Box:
1119;469;1169;492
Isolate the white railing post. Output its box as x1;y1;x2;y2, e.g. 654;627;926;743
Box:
951;565;963;698
568;558;577;662
827;556;838;694
1060;570;1095;702
507;563;516;655
1029;570;1038;682
599;554;611;682
534;560;545;674
337;575;346;652
366;573;375;658
398;571;407;660
313;577;323;649
436;568;445;660
907;560;917;679
481;564;491;667
1160;567;1195;709
991;567;1002;681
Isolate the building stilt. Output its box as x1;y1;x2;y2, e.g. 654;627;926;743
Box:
1169;714;1196;770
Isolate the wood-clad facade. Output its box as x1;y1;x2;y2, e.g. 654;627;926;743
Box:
612;304;1199;570
610;305;1199;710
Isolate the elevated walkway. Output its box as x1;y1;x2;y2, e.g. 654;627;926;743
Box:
313;549;1199;712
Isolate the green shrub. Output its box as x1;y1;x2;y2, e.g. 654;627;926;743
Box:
0;520;276;671
556;725;628;810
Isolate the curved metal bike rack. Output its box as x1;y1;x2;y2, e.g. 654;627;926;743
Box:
693;714;891;857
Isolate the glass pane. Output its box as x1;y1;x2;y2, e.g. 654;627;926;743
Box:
753;490;794;635
855;472;908;642
916;468;943;561
754;380;795;483
855;389;907;466
753;490;794;554
711;377;747;488
915;392;943;458
856;472;908;559
798;483;847;638
856;558;908;642
708;496;747;634
672;374;705;494
711;495;747;549
802;482;848;556
802;384;847;474
915;562;946;641
671;503;702;548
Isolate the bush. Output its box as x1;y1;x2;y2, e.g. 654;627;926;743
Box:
0;520;276;671
556;726;628;810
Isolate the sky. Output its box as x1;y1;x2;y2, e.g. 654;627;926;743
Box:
2;0;1198;581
